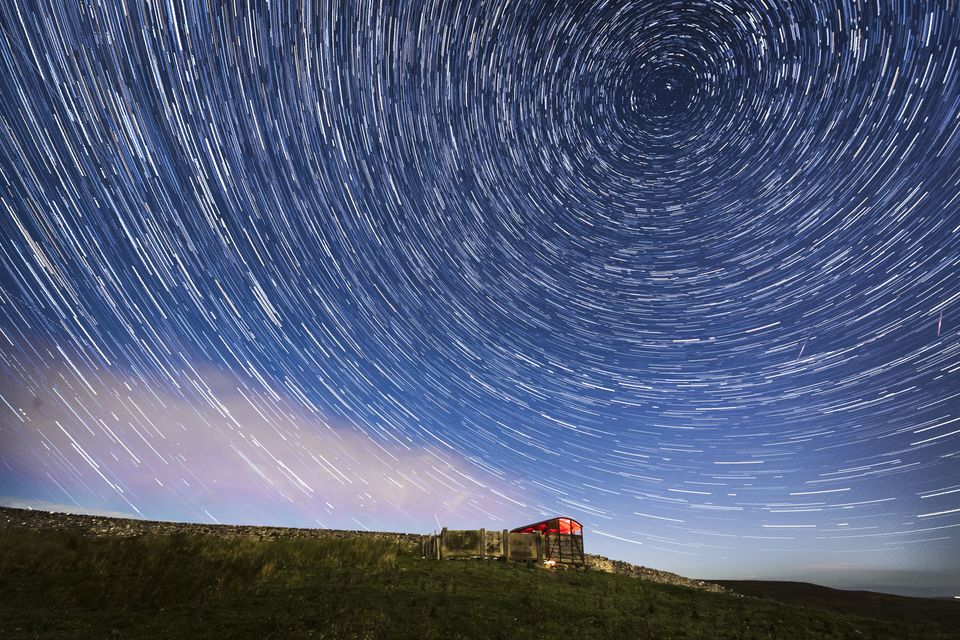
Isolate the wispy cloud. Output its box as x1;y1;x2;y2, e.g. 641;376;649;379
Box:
0;356;535;532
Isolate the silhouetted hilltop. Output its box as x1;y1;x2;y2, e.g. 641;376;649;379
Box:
714;579;960;629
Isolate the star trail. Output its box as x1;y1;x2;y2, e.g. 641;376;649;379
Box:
1;0;959;595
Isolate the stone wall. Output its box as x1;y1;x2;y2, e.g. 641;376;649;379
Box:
585;554;728;593
0;506;425;551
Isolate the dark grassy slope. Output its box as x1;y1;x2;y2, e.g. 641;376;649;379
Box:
714;580;960;630
0;513;955;639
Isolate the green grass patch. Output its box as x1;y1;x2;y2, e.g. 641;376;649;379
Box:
0;526;954;639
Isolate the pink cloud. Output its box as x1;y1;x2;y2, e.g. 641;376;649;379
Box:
0;355;536;532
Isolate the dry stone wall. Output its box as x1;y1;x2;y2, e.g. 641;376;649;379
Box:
586;554;728;593
0;506;424;550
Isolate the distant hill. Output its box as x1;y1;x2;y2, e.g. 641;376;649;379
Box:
0;506;956;639
714;580;960;630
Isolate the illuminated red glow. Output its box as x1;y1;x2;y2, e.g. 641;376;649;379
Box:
510;516;583;536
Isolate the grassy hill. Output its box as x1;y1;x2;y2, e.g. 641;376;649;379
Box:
0;508;956;639
714;580;960;630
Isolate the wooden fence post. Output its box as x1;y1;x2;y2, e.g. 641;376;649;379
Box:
536;531;544;562
480;528;486;559
439;527;447;560
501;529;508;561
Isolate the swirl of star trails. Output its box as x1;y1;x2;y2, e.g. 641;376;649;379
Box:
0;0;959;582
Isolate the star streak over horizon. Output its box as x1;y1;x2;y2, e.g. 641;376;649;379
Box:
1;0;959;597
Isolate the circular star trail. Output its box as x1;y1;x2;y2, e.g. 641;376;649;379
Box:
1;1;959;588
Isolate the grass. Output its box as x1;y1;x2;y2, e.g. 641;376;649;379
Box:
0;526;955;639
714;580;960;629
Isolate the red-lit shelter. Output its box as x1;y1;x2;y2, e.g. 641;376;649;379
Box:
511;516;585;565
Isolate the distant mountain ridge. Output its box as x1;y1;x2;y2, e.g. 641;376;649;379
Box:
713;579;960;629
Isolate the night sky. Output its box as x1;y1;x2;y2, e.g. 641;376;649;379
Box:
1;1;959;597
